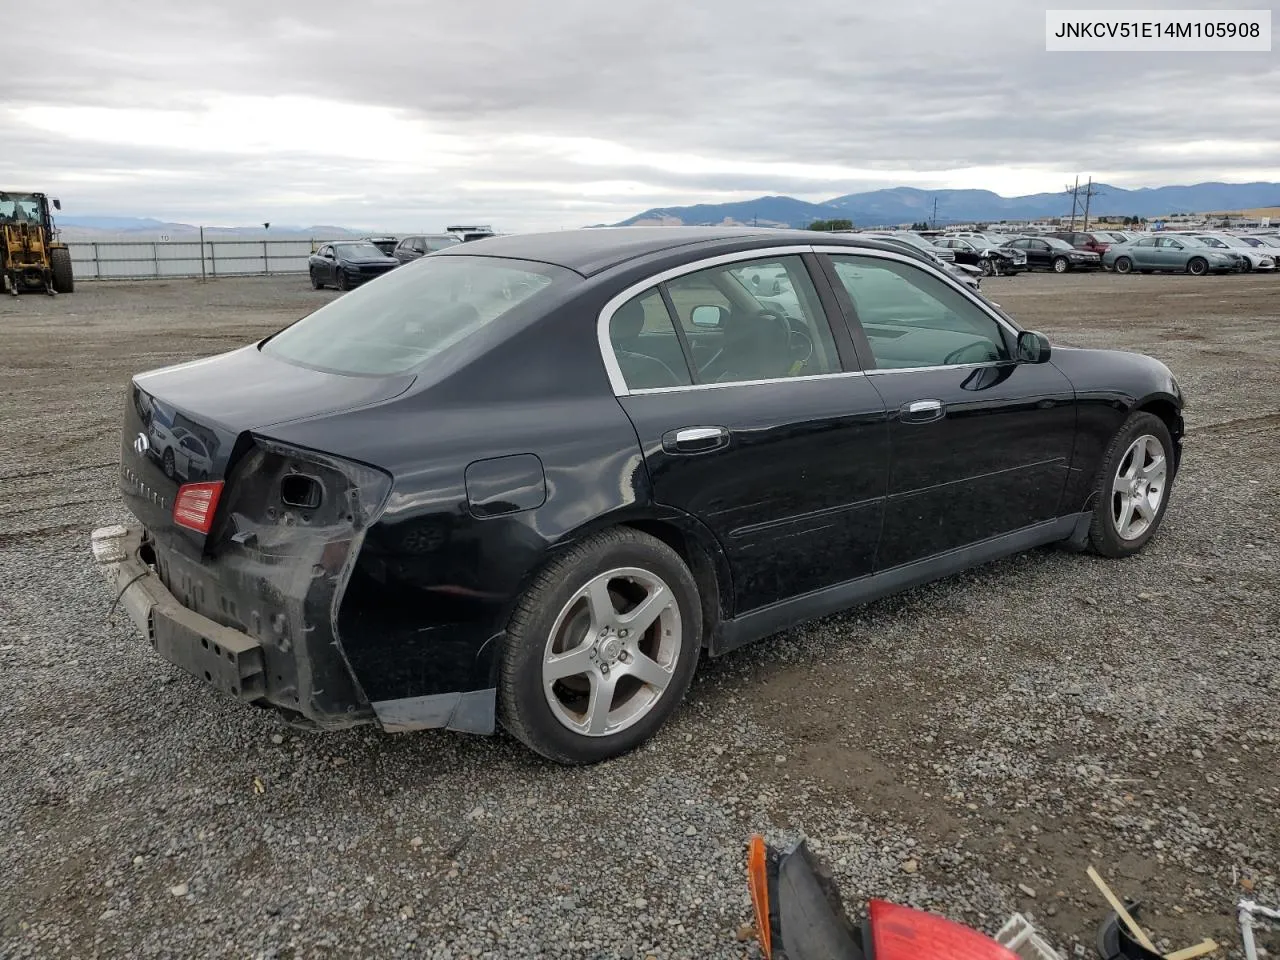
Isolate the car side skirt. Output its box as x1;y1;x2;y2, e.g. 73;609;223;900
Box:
711;513;1087;656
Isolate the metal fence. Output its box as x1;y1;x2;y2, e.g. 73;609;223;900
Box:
65;238;327;280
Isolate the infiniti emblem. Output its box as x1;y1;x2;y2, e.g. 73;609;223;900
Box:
134;432;150;455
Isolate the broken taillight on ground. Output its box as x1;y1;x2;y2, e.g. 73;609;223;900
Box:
747;834;1023;960
173;480;223;534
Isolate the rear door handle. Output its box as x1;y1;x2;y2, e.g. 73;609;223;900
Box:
662;425;730;454
900;399;945;424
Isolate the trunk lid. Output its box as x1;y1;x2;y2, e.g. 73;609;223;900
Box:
120;343;412;557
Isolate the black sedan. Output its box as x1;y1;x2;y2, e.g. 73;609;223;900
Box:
92;227;1184;764
308;240;399;290
1004;236;1102;272
932;236;1027;275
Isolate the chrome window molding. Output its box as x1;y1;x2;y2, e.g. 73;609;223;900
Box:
597;243;1024;398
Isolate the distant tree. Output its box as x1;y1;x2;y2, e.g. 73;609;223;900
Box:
807;218;854;232
976;223;989;231
910;221;929;231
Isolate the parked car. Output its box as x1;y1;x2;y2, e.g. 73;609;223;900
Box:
1184;232;1276;272
362;236;399;256
1102;235;1241;275
858;233;983;290
309;241;400;291
1089;230;1130;246
1236;234;1280;254
1004;236;1102;272
92;227;1184;764
1046;231;1112;257
393;233;463;264
932;236;1027;276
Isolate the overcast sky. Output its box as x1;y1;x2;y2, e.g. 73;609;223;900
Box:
5;0;1278;231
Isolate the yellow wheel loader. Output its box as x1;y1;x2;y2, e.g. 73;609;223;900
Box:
1;191;74;296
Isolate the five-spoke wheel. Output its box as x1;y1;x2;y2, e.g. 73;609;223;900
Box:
500;528;701;764
1088;412;1175;557
542;567;681;738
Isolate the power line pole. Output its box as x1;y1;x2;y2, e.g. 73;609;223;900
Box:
1081;177;1102;230
931;196;938;230
1067;175;1080;230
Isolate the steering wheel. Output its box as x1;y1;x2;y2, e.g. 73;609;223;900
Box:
942;341;996;366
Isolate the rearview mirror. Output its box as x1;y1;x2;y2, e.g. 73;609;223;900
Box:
690;304;728;328
1016;330;1051;364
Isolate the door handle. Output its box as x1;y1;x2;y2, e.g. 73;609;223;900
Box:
900;399;945;424
662;425;730;454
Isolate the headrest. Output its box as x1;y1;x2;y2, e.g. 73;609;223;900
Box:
611;298;647;339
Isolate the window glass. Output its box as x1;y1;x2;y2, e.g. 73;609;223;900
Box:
1134;238;1156;247
664;256;841;383
264;255;564;376
830;255;1010;370
608;288;692;390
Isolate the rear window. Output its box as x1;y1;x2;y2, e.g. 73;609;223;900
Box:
263;255;565;376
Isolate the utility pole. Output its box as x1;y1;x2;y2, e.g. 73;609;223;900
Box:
1081;177;1101;230
931;196;938;230
1067;175;1080;230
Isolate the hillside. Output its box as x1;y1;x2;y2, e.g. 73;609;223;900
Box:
617;181;1280;228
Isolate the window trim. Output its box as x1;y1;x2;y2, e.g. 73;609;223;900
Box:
597;246;847;396
597;244;1025;395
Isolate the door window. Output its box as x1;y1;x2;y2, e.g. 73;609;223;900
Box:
663;256;841;383
829;255;1011;369
607;288;693;390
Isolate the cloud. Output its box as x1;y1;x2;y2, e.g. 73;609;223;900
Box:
4;0;1277;230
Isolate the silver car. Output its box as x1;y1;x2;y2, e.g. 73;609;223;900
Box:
1102;235;1240;275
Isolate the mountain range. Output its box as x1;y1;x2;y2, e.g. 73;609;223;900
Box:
614;181;1280;229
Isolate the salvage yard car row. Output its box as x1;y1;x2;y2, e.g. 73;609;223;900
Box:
853;227;1279;278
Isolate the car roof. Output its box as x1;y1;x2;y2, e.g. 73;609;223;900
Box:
430;226;914;277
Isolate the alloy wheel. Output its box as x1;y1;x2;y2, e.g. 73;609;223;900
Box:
1111;434;1167;541
542;567;681;737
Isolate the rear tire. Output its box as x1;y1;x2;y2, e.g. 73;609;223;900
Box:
49;248;74;293
1187;257;1208;276
1052;256;1069;273
1114;257;1133;274
980;258;996;277
499;528;702;765
1086;412;1175;559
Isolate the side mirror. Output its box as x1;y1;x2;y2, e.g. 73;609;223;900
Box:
1016;330;1051;364
52;198;62;210
690;304;728;328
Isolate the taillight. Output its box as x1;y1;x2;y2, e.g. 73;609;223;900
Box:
868;900;1018;960
173;481;224;534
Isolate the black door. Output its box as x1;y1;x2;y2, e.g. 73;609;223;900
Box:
605;253;890;615
821;251;1077;570
1008;238;1051;270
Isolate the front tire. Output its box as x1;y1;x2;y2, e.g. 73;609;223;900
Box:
335;268;350;291
310;268;324;289
1086;412;1174;558
1052;256;1069;274
1187;257;1208;276
499;528;702;765
162;448;176;480
49;248;75;293
1114;257;1133;274
980;258;996;277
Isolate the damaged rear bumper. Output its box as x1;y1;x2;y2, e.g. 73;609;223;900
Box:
89;523;496;735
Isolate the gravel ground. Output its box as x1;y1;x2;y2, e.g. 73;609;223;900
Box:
1;272;1277;959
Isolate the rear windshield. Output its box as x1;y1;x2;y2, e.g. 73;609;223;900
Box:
263;255;565;376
